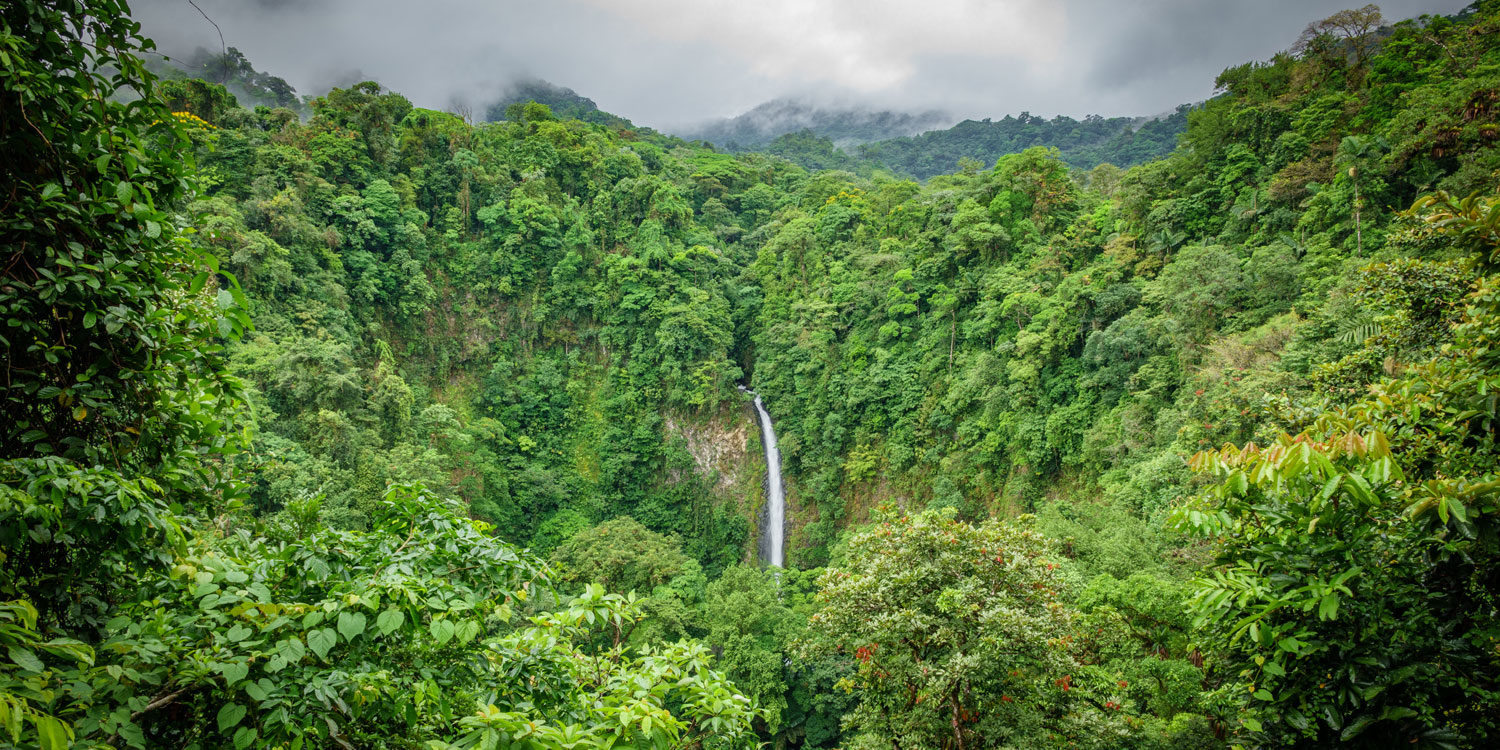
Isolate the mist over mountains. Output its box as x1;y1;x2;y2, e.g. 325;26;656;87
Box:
154;43;1188;179
480;77;634;127
675;98;954;149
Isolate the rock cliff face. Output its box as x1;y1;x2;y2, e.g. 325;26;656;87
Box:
665;405;751;492
663;400;804;565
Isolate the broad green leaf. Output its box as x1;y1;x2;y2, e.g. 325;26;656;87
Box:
244;681;269;702
337;611;367;642
1343;474;1378;505
1319;474;1341;501
279;636;306;663
118;722;144;747
456;619;481;644
217;703;247;732
1318;593;1340;620
1227;470;1248;496
234;726;257;750
1340;714;1375;740
308;628;337;659
376;608;405;636
1323;706;1343;731
218;660;249;685
1447;495;1468;524
8;646;44;673
1285;710;1310;731
34;716;70;750
430;619;456;645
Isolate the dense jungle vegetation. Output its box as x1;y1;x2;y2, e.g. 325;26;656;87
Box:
3;0;1500;748
694;109;1188;181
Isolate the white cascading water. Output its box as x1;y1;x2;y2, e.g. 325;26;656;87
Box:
742;387;785;567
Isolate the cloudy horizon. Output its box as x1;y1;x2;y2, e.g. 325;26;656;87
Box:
132;0;1468;130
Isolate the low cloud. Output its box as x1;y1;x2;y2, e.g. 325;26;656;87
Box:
132;0;1466;129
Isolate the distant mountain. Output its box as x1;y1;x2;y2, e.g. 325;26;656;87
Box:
678;98;954;150
483;78;634;128
855;107;1191;180
747;107;1191;180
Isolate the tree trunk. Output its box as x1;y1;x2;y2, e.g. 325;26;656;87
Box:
1353;183;1363;257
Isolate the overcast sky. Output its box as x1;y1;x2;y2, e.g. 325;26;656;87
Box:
132;0;1468;129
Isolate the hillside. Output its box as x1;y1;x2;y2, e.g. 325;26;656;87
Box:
857;106;1190;178
687;103;1189;179
481;77;635;128
5;1;1500;749
678;97;953;149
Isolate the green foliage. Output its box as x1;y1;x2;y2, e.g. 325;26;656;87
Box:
0;600;93;748
1;4;764;747
1176;192;1500;746
703;566;793;732
800;508;1084;748
484;79;635;129
550;516;691;595
3;485;761;748
157;46;303;112
1;0;252;636
11;1;1500;748
857;109;1190;180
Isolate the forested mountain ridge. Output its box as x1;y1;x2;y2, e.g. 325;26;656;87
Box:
481;78;636;129
152;47;1182;184
851;106;1191;178
677;98;954;150
153;45;305;113
685;105;1188;179
3;0;1500;749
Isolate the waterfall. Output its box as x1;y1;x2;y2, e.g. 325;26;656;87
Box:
741;387;785;567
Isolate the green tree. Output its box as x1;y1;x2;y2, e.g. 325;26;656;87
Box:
1;0;251;632
799;508;1083;748
1293;5;1387;86
1173;192;1500;746
704;565;793;733
1335;135;1386;256
550;516;692;595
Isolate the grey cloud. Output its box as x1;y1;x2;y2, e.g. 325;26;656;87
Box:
1066;0;1466;112
131;0;1470;131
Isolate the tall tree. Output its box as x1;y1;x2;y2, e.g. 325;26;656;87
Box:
1;0;251;631
1294;4;1388;85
